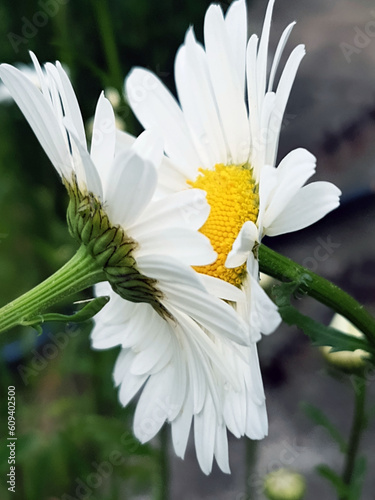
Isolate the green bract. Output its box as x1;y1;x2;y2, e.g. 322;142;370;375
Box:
66;180;167;317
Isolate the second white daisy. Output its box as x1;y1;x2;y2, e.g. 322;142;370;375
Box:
125;0;341;342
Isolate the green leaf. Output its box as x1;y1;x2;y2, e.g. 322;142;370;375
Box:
301;402;347;453
316;464;348;497
24;295;110;331
272;281;374;355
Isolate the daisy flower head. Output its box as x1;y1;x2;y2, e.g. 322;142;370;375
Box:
0;54;265;474
125;0;342;341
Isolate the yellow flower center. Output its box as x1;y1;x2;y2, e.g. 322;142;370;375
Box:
188;164;259;287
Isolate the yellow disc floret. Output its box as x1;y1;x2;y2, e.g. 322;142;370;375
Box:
188;164;259;287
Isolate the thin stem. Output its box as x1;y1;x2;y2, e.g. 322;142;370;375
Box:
156;424;169;500
245;438;257;499
339;377;367;500
258;245;375;350
0;245;106;334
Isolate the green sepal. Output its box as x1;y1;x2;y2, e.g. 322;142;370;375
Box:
80;215;95;245
65;181;167;317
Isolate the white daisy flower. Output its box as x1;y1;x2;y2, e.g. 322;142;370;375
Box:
0;55;264;474
125;0;342;342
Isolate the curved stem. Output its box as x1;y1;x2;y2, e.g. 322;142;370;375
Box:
0;245;106;334
258;245;375;349
339;377;367;500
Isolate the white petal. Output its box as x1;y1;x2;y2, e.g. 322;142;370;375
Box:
223;379;246;437
171;391;193;459
117;352;148;406
245;398;268;439
247;343;267;404
125;67;200;177
116;305;163;351
29;52;49;99
67;131;103;198
93;286;134;325
198;274;245;302
104;149;157;227
214;425;230;474
54;61;87;148
113;348;132;386
267;44;305;167
157;155;190;195
135;227;216;266
129;189;210;238
247;34;260;153
256;91;276;170
247;266;281;340
204;4;250;165
115;129;136;152
224;0;247;94
95;281;112;299
0;64;71;178
175;319;208;414
247;34;266;179
91;323;127;349
90;92;116;190
131;129;164;166
226;220;259;268
257;164;277;234
256;0;275;105
194;393;216;475
44;62;87;160
172;308;240;404
134;364;182;443
136;254;207;292
265;181;341;236
262;148;317;229
162;281;248;346
130;323;173;376
268;22;296;91
175;28;227;168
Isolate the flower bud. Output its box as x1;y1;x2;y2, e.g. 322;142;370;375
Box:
321;314;370;373
264;468;306;500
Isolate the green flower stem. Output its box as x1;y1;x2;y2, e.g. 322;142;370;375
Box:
245;438;257;500
156;424;169;500
258;245;375;349
340;377;367;500
0;245;106;335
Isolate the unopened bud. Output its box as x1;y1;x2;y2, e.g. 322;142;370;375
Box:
321;314;370;373
260;272;277;291
264;468;306;500
105;87;121;109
